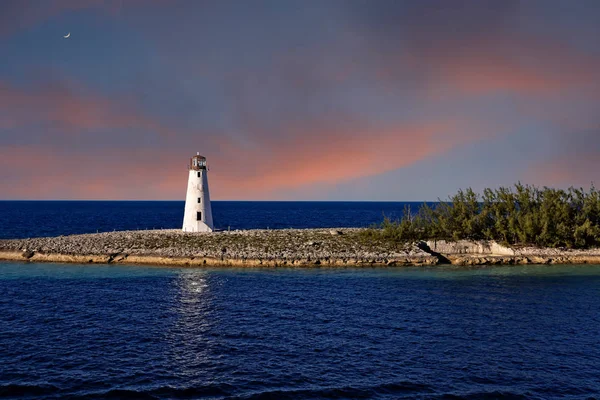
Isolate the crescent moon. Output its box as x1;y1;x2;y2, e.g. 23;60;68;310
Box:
63;32;70;38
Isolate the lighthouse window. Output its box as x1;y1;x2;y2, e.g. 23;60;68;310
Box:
198;172;201;178
197;197;201;203
197;212;202;221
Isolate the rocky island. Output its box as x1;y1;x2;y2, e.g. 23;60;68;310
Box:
1;228;600;267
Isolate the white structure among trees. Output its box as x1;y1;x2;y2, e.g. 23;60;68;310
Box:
182;153;214;232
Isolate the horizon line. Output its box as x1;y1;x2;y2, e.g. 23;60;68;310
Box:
0;199;439;203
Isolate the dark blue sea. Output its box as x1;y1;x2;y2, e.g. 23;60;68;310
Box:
0;201;428;239
1;202;600;399
1;264;600;399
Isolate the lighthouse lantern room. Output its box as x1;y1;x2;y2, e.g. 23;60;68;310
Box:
182;152;214;232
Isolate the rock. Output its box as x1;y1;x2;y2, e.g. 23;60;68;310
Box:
22;250;34;259
425;240;515;256
2;228;599;268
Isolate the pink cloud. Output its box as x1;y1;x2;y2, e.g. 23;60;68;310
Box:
0;79;173;136
524;152;600;188
0;118;478;200
369;33;600;99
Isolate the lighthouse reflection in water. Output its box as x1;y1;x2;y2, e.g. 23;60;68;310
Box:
168;270;215;372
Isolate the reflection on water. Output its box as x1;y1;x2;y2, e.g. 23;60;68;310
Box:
173;270;210;301
166;270;216;381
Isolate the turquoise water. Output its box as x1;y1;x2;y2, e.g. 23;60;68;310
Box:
1;262;599;399
2;261;600;279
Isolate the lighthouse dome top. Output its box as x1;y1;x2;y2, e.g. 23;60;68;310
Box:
189;153;207;170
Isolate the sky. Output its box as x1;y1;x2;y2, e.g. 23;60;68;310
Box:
1;0;599;200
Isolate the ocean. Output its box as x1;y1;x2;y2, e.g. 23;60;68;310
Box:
0;201;428;239
1;264;599;399
1;202;599;399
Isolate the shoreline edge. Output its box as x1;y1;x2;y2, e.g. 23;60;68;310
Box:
2;228;600;268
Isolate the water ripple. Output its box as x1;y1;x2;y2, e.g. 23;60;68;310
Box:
1;263;600;399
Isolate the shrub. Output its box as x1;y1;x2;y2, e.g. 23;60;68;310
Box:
362;184;600;248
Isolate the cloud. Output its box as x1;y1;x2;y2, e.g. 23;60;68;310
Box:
0;118;471;199
0;78;174;141
2;1;600;199
211;120;468;196
525;152;599;188
0;146;187;199
342;0;600;97
524;125;600;187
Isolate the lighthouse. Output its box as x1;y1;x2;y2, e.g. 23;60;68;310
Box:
182;153;214;232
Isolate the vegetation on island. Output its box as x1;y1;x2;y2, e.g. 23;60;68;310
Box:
363;184;600;248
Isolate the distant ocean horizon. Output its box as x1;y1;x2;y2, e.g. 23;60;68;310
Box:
0;200;436;239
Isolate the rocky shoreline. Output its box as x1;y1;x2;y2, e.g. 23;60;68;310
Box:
1;228;600;267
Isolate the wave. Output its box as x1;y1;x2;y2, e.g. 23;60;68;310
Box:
0;384;61;398
64;384;235;399
225;381;434;399
37;382;432;400
431;390;530;400
0;382;582;400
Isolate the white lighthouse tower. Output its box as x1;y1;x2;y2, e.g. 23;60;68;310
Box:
182;153;214;232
